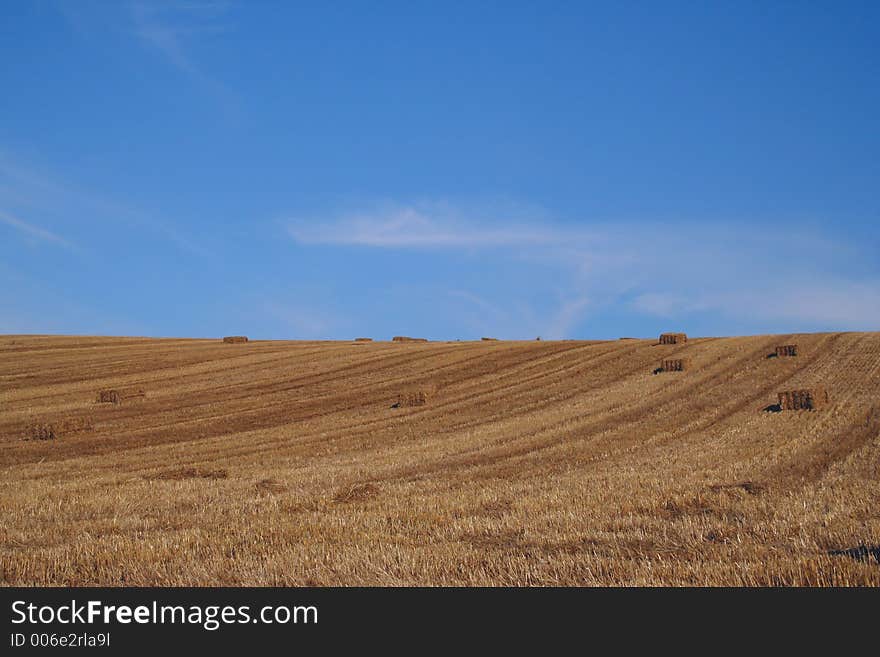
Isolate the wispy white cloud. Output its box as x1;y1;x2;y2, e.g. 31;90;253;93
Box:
0;152;210;257
288;204;576;249
634;281;880;329
287;202;880;333
0;210;77;251
129;0;232;79
56;1;235;102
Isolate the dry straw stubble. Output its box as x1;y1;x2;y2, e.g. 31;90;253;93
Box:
4;332;880;587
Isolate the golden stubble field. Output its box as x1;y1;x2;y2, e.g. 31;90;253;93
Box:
1;332;878;586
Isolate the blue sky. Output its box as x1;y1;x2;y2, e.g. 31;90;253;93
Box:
1;1;878;340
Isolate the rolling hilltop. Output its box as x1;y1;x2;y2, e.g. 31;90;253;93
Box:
1;333;878;585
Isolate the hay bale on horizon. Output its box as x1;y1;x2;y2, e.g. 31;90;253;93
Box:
354;337;373;342
481;337;499;341
392;336;428;343
222;336;248;344
778;388;828;411
775;344;798;357
659;333;688;345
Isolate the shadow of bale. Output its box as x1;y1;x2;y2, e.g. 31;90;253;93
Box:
828;545;880;564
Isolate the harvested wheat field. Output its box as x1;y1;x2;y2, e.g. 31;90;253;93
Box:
1;332;879;586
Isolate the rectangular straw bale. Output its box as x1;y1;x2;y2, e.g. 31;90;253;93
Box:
777;388;828;410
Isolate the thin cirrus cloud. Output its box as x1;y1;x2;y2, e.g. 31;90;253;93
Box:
288;206;569;249
0;152;210;257
129;0;233;79
287;203;880;333
633;282;880;329
0;210;77;251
